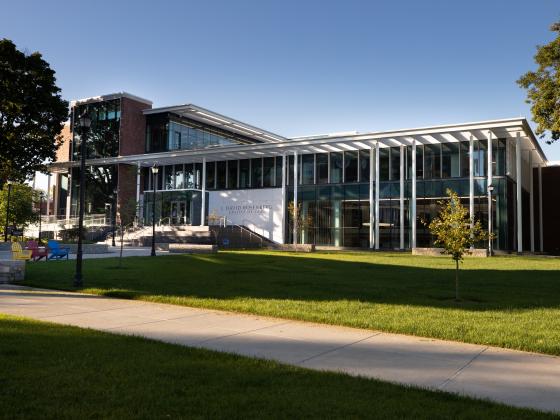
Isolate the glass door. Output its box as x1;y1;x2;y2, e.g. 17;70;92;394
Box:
170;201;188;225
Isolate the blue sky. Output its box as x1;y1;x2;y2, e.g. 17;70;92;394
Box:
2;0;560;160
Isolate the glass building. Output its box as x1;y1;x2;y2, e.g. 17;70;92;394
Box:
50;92;551;253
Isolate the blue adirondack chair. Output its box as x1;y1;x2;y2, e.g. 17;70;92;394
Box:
47;240;70;260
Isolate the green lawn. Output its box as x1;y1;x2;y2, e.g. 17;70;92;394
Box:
0;314;553;419
24;251;560;356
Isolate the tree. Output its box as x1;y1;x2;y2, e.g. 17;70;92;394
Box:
0;183;40;236
287;201;313;246
116;197;138;268
517;22;560;144
425;189;490;301
0;39;69;185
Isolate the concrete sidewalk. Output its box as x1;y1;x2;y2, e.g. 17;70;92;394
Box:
0;246;167;262
1;284;559;413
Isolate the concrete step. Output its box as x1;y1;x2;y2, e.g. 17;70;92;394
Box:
168;243;217;254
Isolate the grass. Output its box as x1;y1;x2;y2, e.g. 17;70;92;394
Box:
0;314;553;419
24;250;560;356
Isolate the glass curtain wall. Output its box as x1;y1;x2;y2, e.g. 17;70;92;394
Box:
145;113;256;153
72;99;121;161
70;165;117;217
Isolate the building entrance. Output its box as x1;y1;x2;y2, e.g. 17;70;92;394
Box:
170;201;189;225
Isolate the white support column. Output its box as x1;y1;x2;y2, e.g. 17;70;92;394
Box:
487;131;493;255
539;164;544;252
399;145;404;250
200;158;206;226
411;139;417;249
53;174;59;218
516;132;523;253
281;154;287;244
469;135;474;231
374;142;380;249
293;151;298;245
136;163;141;223
65;172;72;221
369;145;374;249
46;173;51;217
529;151;534;252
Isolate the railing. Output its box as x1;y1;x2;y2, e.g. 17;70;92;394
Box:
38;214;109;227
210;217;266;248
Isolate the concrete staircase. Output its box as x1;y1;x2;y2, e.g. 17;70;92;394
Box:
106;224;277;250
107;225;215;247
209;225;276;249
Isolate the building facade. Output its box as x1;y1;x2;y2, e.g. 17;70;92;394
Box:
49;92;559;253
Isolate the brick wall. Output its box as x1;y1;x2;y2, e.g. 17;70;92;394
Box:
56;122;72;163
119;97;151;156
541;166;560;254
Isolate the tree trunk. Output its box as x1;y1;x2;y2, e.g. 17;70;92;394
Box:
455;259;460;301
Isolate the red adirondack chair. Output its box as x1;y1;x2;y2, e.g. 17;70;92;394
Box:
26;241;49;261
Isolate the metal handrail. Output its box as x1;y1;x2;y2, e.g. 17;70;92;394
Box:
220;217;264;247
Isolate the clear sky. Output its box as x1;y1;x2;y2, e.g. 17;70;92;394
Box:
2;0;560;161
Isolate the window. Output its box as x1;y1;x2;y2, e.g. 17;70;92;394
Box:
344;151;358;183
316;153;328;184
473;140;486;177
206;162;216;189
390;147;400;181
164;165;174;190
359;150;370;182
330;153;343;183
72;99;121;160
156;166;163;190
275;157;283;187
302;154;315;185
287;155;294;185
251;158;262;188
172;131;181;150
416;145;424;179
239;159;250;188
184;163;194;188
460;142;470;178
227;160;238;189
494;138;506;176
194;163;202;189
379;148;390;181
263;157;275;187
441;143;459;178
424;144;440;179
175;165;184;189
216;161;226;189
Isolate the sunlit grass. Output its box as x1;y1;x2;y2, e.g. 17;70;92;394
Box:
24;250;560;355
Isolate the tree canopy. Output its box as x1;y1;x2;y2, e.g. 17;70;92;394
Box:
517;22;560;144
0;38;69;185
426;189;489;301
0;183;40;233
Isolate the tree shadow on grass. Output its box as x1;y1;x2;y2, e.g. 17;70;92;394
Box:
23;252;560;312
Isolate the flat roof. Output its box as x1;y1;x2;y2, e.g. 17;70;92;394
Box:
70;92;153;106
144;104;286;144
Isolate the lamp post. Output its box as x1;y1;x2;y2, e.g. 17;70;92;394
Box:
4;180;12;242
151;164;159;257
74;111;91;287
38;192;44;243
487;184;494;256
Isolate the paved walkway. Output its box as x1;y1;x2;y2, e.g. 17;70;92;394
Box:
0;246;167;261
1;284;559;413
